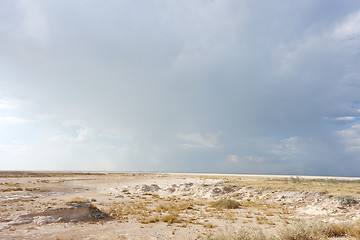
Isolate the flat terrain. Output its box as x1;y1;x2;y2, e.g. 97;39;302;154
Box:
0;172;360;239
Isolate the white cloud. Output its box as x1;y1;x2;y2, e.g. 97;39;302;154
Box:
49;127;90;143
0;97;29;110
333;10;360;40
179;132;221;149
336;116;356;121
0;116;32;124
337;124;360;152
227;154;239;163
76;128;89;142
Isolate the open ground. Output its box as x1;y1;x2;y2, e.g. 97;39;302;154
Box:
0;172;360;239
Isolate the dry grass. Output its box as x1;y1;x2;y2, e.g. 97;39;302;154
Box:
276;219;329;240
25;187;49;192
108;201;149;219
207;226;266;240
224;211;237;220
328;221;360;238
222;176;360;199
0;182;20;187
108;197;211;225
161;214;182;224
210;199;240;209
141;215;160;224
207;219;360;240
0;187;23;192
2;173;359;239
65;197;89;204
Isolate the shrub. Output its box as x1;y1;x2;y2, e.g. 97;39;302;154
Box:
337;196;359;206
211;199;240;209
207;219;360;240
277;219;329;240
206;227;266;240
161;214;181;224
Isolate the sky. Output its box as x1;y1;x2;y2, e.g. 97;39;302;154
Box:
1;0;360;176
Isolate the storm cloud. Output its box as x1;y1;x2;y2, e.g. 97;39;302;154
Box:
1;0;360;176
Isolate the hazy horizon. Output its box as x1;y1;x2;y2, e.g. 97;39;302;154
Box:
1;1;360;176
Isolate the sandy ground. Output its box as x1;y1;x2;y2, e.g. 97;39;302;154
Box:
0;172;359;239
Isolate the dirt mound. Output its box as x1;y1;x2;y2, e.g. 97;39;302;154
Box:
22;202;109;223
0;202;109;231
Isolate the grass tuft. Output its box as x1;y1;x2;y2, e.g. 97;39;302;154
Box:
207;219;360;240
161;214;181;224
210;199;240;209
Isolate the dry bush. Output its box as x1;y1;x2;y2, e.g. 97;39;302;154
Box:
156;199;193;215
207;227;266;240
207;219;360;240
108;198;197;224
140;215;160;224
327;223;348;237
161;214;182;224
109;201;149;219
276;220;329;240
156;203;170;212
328;221;360;238
211;199;240;209
337;195;359;206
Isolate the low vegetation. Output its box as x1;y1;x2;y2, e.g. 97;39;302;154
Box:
208;219;360;240
0;187;23;192
220;176;360;199
1;173;359;239
210;199;240;209
337;195;359;206
65;197;89;204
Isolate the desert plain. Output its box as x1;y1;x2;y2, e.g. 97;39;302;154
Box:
0;171;360;240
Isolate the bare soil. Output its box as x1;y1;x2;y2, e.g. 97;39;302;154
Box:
0;172;359;239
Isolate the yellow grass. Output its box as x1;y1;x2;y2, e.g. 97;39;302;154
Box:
221;177;360;198
65;197;89;204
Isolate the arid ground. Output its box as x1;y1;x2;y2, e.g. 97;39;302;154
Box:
1;172;360;239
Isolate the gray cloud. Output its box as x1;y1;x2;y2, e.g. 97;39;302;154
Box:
1;0;360;176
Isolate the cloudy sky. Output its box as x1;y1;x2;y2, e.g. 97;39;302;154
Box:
1;1;360;176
